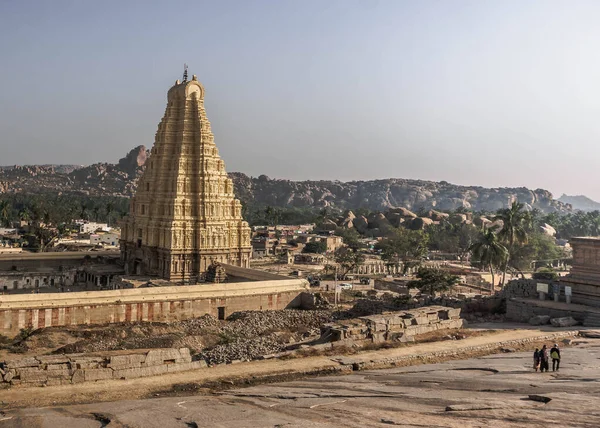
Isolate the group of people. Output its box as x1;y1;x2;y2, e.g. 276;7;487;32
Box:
533;344;561;372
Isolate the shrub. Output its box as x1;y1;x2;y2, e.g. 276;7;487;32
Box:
532;268;558;281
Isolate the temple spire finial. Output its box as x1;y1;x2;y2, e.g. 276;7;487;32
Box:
183;63;188;82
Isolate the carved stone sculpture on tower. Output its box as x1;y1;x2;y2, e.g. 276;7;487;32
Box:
120;74;252;282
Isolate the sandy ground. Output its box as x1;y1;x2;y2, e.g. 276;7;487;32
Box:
2;337;599;427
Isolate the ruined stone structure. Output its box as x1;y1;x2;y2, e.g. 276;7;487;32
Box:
561;237;600;307
121;74;251;281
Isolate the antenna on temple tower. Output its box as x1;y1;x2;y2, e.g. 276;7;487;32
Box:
183;64;189;82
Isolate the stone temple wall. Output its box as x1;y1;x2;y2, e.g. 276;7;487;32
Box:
0;279;307;337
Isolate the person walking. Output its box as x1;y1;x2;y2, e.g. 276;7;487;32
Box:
539;345;550;372
551;343;561;371
533;348;541;372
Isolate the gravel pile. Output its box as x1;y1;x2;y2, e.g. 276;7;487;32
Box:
198;334;284;365
221;310;333;338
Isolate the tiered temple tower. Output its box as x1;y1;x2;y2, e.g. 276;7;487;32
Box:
120;73;251;282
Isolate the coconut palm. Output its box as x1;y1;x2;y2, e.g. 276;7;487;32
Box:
0;200;11;227
493;202;530;286
106;201;115;227
470;230;508;289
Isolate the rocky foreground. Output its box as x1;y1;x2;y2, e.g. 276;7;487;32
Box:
0;146;571;212
3;334;598;427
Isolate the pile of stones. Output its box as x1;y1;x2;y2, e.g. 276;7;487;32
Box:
198;335;284;365
501;279;539;299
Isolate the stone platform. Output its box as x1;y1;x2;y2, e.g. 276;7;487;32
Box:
506;297;600;326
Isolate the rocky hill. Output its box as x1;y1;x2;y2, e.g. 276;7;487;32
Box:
230;173;569;213
0;147;570;213
558;194;600;212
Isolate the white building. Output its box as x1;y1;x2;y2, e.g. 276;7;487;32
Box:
90;232;120;247
76;221;111;234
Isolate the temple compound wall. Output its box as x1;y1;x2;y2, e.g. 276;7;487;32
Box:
561;237;600;307
0;265;308;337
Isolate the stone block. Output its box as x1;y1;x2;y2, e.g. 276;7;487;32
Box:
371;332;387;343
113;364;168;380
6;357;40;369
37;355;71;365
414;316;429;325
71;369;85;384
46;364;71;371
70;357;106;370
448;308;461;319
144;349;184;366
108;354;146;369
3;371;14;382
550;317;579;327
529;315;551;326
46;368;72;379
426;312;439;321
18;368;48;382
84;368;114;382
178;348;192;360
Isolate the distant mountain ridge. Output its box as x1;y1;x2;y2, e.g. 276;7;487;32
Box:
0;147;572;213
558;194;600;212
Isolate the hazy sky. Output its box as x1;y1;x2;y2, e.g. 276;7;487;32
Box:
1;0;599;200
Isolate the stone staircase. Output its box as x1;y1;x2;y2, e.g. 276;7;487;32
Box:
583;311;600;327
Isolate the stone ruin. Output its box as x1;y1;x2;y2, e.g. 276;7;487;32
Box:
0;348;206;387
205;261;227;283
321;306;463;345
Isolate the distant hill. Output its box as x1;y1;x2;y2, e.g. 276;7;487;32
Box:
0;164;82;174
558;194;600;212
0;146;572;213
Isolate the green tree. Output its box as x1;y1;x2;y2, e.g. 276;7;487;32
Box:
493;202;530;285
335;228;362;251
469;230;508;288
106;201;115;227
334;246;365;277
302;241;327;254
376;228;429;271
0;200;12;227
407;267;460;296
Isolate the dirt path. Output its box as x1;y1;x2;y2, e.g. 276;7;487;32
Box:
0;326;581;409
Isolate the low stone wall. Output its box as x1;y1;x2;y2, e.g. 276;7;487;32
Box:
506;298;587;323
501;278;550;299
321;306;463;344
0;348;206;387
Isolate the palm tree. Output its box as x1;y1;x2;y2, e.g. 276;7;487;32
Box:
493;202;530;286
106;201;115;227
18;208;31;224
79;202;89;221
470;230;508;290
0;200;11;227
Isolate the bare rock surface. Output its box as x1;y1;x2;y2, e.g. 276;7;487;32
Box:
5;341;600;427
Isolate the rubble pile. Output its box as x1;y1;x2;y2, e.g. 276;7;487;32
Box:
222;310;332;337
199;335;283;365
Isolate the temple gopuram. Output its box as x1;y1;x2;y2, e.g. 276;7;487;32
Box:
120;71;252;282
